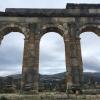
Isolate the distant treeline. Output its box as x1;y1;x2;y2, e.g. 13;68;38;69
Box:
0;72;100;93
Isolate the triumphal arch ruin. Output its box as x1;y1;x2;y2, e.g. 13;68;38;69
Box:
0;3;100;93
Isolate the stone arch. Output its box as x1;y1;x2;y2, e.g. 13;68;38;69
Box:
40;24;65;39
39;32;66;73
80;32;100;71
39;31;66;91
77;24;100;37
0;24;27;91
0;23;29;40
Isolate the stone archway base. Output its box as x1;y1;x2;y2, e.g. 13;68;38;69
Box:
1;93;100;100
1;3;100;93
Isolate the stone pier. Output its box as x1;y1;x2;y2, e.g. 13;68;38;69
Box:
0;3;100;93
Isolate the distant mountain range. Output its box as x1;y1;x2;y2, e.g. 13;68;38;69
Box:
1;72;100;83
0;72;100;93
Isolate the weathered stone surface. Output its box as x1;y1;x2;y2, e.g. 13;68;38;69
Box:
0;3;100;17
0;3;100;94
1;94;100;100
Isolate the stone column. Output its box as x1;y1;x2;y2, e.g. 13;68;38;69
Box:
64;38;73;90
64;37;83;90
70;38;83;85
33;35;40;92
76;38;83;85
21;34;39;94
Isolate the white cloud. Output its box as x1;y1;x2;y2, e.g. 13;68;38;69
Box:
0;70;21;77
0;0;100;76
39;32;66;75
0;32;24;76
80;32;100;72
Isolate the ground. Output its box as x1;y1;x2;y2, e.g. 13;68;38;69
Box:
0;93;100;100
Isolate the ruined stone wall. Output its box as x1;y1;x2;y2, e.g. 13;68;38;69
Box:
0;3;100;93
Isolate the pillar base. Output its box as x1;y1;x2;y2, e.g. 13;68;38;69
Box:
21;83;38;95
21;90;38;95
67;83;82;94
67;82;73;90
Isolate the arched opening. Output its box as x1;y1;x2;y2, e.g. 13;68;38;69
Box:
80;32;100;88
39;32;66;92
0;32;25;93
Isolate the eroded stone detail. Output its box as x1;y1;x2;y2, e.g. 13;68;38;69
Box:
0;3;100;94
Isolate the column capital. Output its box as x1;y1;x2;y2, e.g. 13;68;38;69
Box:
64;37;81;43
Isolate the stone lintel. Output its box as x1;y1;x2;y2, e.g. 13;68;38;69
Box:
0;3;99;17
67;3;100;9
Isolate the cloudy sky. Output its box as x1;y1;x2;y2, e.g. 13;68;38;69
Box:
0;0;100;76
